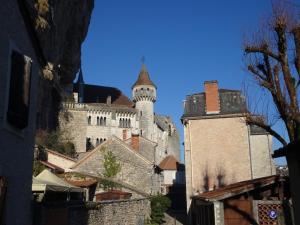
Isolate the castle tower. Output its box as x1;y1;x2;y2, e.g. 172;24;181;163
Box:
132;64;157;140
76;67;85;103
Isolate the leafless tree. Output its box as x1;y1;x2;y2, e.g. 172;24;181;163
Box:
244;2;300;223
244;2;300;146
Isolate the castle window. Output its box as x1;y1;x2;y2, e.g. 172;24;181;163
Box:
86;137;93;151
100;117;104;126
104;117;107;126
87;116;91;125
128;119;131;128
97;117;100;125
140;129;143;136
140;111;142;116
100;138;103;144
96;138;100;146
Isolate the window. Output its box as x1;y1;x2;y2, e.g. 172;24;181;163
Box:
97;117;100;125
86;137;93;151
100;117;103;126
140;111;143;116
104;117;107;126
96;138;100;146
87;116;91;125
6;50;32;129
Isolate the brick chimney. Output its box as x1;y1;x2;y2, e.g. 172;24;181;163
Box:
204;80;220;114
131;130;139;151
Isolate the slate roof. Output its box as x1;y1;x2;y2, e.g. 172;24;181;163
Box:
182;89;247;118
73;83;133;107
159;155;179;170
194;175;280;201
132;64;156;88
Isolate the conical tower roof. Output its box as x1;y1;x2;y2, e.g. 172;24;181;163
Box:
76;67;84;84
132;64;156;89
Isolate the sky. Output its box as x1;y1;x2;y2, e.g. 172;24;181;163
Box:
81;0;290;165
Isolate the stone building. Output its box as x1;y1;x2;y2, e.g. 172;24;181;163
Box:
60;64;180;164
181;80;275;214
71;135;161;195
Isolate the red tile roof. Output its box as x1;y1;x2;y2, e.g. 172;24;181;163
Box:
159;155;179;170
65;179;97;187
39;161;64;173
195;175;281;201
132;64;156;88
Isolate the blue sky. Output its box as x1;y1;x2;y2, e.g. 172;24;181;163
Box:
81;0;288;164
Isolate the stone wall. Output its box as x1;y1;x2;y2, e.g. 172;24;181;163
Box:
250;134;276;178
34;198;150;225
73;137;160;194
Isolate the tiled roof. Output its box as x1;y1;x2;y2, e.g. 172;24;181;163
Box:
65;179;97;187
159;155;178;170
73;83;133;107
46;149;77;162
39;161;64;173
194;175;281;201
132;64;156;88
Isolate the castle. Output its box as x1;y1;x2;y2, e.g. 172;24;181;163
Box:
60;64;180;164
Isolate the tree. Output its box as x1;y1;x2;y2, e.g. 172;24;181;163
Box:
244;2;300;223
148;195;171;225
101;149;121;190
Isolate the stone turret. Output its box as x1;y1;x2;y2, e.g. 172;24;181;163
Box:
132;64;156;140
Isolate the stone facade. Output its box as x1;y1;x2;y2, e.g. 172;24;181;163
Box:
182;81;276;213
71;136;161;194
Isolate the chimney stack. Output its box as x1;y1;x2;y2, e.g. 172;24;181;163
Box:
131;129;139;151
106;95;111;106
204;81;220;114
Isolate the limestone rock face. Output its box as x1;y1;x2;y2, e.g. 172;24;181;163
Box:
27;0;94;84
25;0;94;130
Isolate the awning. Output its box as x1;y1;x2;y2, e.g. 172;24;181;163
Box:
32;170;83;193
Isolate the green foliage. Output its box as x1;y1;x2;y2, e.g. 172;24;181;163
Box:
101;150;121;190
35;129;76;157
149;195;171;225
33;160;46;176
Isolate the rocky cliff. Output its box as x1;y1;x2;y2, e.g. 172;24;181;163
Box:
24;0;94;130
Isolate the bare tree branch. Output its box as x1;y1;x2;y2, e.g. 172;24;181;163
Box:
245;115;288;146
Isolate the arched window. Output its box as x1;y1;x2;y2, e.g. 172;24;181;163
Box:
100;138;103;144
100;117;103;126
104;117;107;126
140;111;142;116
124;119;128;128
87;116;91;125
97;117;100;125
86;137;93;151
128;119;131;128
104;138;106;142
119;118;122;127
96;138;100;146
